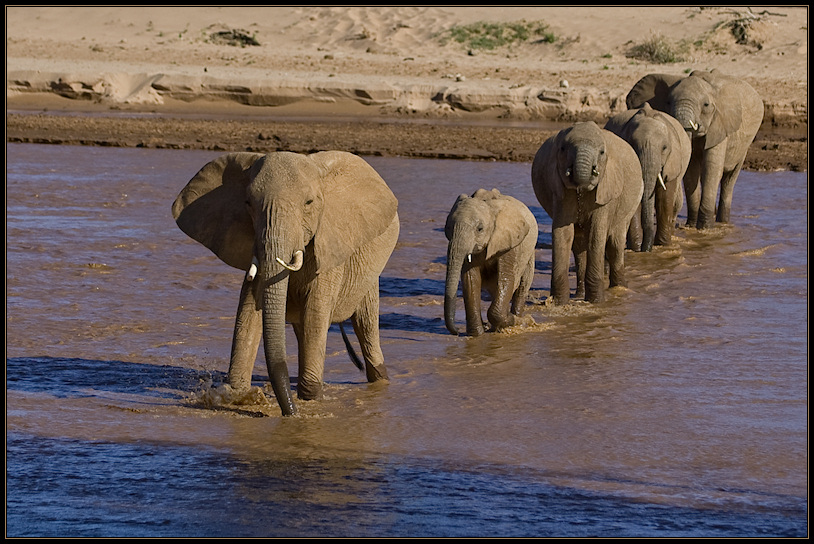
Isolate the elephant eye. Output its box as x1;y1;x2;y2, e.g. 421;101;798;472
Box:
477;223;484;232
305;198;313;206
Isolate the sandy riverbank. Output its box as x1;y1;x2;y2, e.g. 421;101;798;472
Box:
6;6;808;170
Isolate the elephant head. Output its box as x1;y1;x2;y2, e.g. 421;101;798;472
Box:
626;70;743;150
172;151;398;415
553;122;623;206
444;188;532;336
605;103;691;250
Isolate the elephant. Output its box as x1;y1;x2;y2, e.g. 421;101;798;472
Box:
172;150;399;416
531;121;643;305
444;188;537;336
626;70;764;229
605;102;692;251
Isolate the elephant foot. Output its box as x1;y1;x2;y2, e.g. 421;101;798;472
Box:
365;362;389;383
297;380;324;401
696;212;715;230
547;294;571;306
489;313;516;333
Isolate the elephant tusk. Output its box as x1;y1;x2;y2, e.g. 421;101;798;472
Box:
467;254;472;263
658;172;666;191
565;168;571;177
689;120;699;131
276;250;304;272
591;166;599;177
246;256;259;281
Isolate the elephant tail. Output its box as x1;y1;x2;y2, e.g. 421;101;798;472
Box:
340;322;365;371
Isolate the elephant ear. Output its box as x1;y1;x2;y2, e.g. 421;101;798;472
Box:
445;193;469;240
700;73;743;149
310;151;398;272
486;197;532;261
626;73;684;112
595;131;628;206
172;152;265;271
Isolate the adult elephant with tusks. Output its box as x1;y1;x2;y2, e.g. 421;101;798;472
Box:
605;103;692;251
531;122;643;305
172;150;399;416
626;70;763;230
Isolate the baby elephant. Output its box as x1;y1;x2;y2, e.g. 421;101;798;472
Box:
444;188;538;336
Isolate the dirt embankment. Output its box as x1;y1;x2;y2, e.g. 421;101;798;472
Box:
5;6;808;171
5;107;806;172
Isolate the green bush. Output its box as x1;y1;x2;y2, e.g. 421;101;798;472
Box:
441;20;556;50
626;34;687;63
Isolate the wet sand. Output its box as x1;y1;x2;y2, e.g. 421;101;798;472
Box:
5;105;807;172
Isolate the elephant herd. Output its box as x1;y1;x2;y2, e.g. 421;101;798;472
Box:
172;69;763;416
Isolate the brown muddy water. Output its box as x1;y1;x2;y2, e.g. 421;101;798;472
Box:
6;143;807;537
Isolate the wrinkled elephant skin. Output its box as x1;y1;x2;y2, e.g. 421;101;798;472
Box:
531;122;643;304
605;103;691;251
172;151;399;416
444;188;537;336
626;70;763;230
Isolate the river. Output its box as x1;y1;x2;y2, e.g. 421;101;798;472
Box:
6;144;807;537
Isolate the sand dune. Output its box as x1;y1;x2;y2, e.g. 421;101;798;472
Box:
6;6;807;127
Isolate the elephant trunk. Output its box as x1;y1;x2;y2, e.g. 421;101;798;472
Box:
262;275;296;416
444;227;473;336
573;147;600;189
673;101;700;136
257;205;302;416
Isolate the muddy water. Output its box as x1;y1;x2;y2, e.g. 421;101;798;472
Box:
6;143;807;537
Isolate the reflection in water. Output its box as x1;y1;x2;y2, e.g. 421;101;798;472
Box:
6;144;807;537
6;432;804;538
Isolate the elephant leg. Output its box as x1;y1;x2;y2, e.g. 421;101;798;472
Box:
683;151;702;228
697;143;727;229
573;227;587;300
716;162;743;224
462;263;485;336
351;287;389;383
626;202;643;251
606;228;627;289
654;180;678;246
584;216;609;303
296;286;341;401
511;257;534;318
228;279;263;391
487;252;517;331
551;223;575;305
